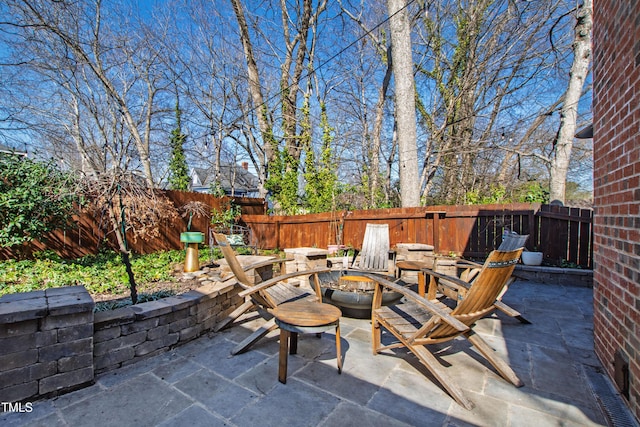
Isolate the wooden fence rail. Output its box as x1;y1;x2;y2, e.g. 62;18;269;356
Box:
1;194;592;268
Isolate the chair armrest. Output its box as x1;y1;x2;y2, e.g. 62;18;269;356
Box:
360;273;469;333
453;260;482;282
455;260;482;269
238;267;330;298
421;268;471;292
241;258;293;273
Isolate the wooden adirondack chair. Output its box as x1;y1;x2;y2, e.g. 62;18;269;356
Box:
365;248;525;410
212;233;330;355
446;233;530;323
350;224;395;274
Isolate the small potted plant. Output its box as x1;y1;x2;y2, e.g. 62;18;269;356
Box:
521;248;543;266
210;198;242;234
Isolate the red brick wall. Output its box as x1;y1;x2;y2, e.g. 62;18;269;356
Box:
592;0;640;419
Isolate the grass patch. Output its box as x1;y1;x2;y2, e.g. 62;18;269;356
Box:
0;248;215;298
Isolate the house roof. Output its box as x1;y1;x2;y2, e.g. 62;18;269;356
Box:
0;143;27;156
575;123;593;139
191;163;259;194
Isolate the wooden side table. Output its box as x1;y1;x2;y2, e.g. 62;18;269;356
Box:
272;300;342;384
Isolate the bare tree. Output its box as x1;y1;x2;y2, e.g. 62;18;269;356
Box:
549;0;592;203
0;0;592;213
2;0;170;187
153;1;260;194
0;1;184;300
413;0;575;204
338;1;394;207
229;0;276;197
229;0;328;211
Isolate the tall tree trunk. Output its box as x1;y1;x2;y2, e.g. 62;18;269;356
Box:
107;195;138;305
68;95;99;179
371;49;393;206
387;0;420;207
549;0;592;204
230;0;275;197
280;0;313;161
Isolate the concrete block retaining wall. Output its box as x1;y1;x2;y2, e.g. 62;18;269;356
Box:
93;280;242;374
0;286;95;402
0;280;243;403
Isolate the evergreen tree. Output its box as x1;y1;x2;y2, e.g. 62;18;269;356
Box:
168;101;190;191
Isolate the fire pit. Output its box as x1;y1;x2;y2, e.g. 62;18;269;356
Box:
311;270;403;318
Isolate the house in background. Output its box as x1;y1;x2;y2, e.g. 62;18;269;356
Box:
190;162;260;197
0;143;27;157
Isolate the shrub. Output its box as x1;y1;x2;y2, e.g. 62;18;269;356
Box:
0;154;79;248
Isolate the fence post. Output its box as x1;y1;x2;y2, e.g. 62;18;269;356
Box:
528;207;536;250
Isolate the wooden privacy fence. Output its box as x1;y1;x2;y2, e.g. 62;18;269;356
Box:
0;191;266;260
1;195;592;268
242;203;593;268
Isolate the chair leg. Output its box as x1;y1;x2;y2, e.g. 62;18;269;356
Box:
214;299;255;332
289;332;298;354
278;329;289;383
336;324;342;374
512;314;531;324
231;318;278;355
418;272;426;298
494;279;531;324
372;319;381;355
465;330;524;387
411;345;475;410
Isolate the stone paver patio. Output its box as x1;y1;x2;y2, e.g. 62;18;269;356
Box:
1;278;634;427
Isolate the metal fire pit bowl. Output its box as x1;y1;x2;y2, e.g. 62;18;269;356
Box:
311;270;404;318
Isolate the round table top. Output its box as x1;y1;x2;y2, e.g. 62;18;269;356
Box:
273;300;341;327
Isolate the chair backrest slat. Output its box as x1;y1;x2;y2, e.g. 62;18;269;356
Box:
498;233;529;251
355;224;390;271
454;249;522;316
213;232;252;288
